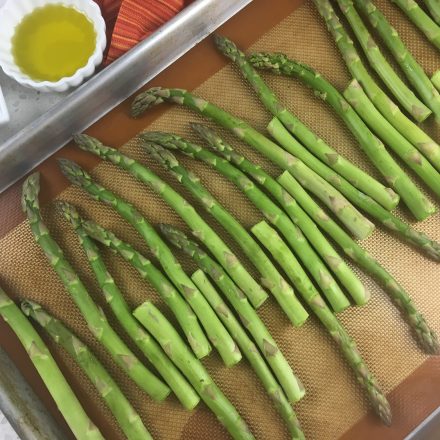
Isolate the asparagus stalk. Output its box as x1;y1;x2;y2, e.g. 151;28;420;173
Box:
83;217;241;368
268;119;440;260
355;0;440;120
250;53;435;221
58;201;200;410
344;80;440;199
145;132;350;313
424;0;440;25
214;35;398;212
22;301;152;440
193;123;369;306
314;0;440;172
141;141;308;326
0;286;104;440
74;134;268;310
58;159;213;361
131;88;374;240
337;0;431;121
251;221;391;425
278;171;439;355
433;71;440;92
22;173;170;401
133;301;254;440
392;0;440;50
192;270;305;440
160;224;305;404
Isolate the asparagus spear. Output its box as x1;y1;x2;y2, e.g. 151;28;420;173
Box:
249;53;435;221
355;0;440;120
214;35;398;212
160;224;305;404
80;215;241;368
145;132;350;313
344;80;440;199
22;300;152;440
58;201;200;410
74;134;268;310
133;301;254;440
0;286;104;440
314;0;440;173
58;159;212;360
251;221;391;425
433;70;440;92
267;119;440;260
22;173;170;401
192;270;305;440
424;0;440;25
392;0;440;50
336;0;431;121
192;123;369;306
131;88;374;240
141;141;308;326
277;171;439;355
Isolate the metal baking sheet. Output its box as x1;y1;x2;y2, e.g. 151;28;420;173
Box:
0;0;252;193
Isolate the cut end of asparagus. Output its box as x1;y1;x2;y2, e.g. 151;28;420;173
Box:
58;158;92;188
131;87;171;117
56;200;83;230
21;172;41;214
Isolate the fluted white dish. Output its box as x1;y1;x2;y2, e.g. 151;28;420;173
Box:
0;0;106;92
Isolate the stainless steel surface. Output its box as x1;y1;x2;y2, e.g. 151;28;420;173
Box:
405;407;440;440
0;346;66;440
0;0;253;193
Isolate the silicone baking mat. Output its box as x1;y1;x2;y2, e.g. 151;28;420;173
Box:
0;1;439;439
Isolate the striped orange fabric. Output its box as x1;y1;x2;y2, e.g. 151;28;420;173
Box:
97;0;186;64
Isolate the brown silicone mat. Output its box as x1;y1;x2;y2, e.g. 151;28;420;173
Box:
1;1;440;439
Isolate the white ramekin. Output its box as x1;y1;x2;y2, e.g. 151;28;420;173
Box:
0;0;106;92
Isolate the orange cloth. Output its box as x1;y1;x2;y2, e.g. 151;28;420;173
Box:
94;0;188;64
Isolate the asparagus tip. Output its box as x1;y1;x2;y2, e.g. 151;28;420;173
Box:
213;34;239;59
141;141;180;168
73;133;103;154
58;159;91;187
131;87;168;117
21;172;41;213
20;299;40;317
56;200;83;229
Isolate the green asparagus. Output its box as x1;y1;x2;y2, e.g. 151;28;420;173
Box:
268;115;440;261
314;0;440;172
74;134;268;309
214;34;398;211
192;123;369;306
58;159;214;361
131;87;375;240
160;224;305;404
252;221;391;425
83;217;241;367
392;0;440;50
192;270;305;440
355;0;440;120
278;171;439;355
336;0;431;121
141;140;308;326
22;173;170;400
144;131;350;313
22;300;152;440
344;80;440;199
0;286;104;440
58;201;200;410
133;301;254;440
433;70;440;92
249;53;435;220
424;0;440;25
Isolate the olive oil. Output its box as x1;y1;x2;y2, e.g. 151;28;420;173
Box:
12;4;96;82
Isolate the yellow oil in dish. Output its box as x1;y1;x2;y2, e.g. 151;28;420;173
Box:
12;4;96;82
